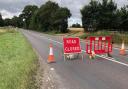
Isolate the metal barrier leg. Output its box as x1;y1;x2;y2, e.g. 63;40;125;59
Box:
64;54;66;61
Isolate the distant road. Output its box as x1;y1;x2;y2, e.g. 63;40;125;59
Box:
22;29;128;89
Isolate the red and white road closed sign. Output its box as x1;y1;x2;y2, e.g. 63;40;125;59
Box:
63;37;81;54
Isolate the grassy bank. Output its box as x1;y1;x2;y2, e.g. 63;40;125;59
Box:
0;28;38;89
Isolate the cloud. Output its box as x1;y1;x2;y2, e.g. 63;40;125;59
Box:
0;9;20;19
115;0;128;8
0;0;45;19
0;0;45;13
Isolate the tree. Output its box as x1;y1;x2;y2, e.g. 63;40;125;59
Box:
0;13;4;26
52;7;71;32
4;16;24;27
20;5;38;29
118;6;128;31
36;1;71;32
18;14;25;28
4;18;12;26
36;1;59;31
29;10;39;30
15;1;71;33
81;0;117;31
99;0;117;29
11;16;21;27
81;0;100;31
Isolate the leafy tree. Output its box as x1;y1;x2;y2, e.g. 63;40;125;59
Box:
4;16;24;27
36;1;59;31
99;0;117;29
118;6;128;31
29;10;39;30
10;1;71;33
36;1;71;33
4;18;12;26
20;5;38;29
52;7;71;32
11;16;20;27
81;0;117;31
81;0;100;31
18;14;25;28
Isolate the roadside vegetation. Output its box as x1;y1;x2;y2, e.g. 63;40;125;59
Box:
0;28;38;89
79;30;128;45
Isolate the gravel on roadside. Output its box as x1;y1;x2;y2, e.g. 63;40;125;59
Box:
35;53;67;89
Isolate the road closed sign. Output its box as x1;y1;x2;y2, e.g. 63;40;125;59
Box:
63;37;82;54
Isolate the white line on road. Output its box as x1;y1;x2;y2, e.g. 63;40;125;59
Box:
38;35;128;67
82;50;128;67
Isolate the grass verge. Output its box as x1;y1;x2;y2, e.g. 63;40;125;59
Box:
0;28;38;89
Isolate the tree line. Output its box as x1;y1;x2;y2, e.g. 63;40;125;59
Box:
0;1;71;33
0;0;128;32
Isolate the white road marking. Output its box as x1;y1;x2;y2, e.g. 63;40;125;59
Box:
99;55;128;67
29;31;128;67
40;35;62;44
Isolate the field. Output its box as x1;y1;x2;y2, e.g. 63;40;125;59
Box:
0;28;38;89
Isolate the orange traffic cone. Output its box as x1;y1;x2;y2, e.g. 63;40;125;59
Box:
47;43;55;63
120;41;126;55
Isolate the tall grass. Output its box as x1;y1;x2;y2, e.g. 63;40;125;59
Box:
0;29;38;89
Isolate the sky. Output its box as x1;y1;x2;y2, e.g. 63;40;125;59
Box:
0;0;128;26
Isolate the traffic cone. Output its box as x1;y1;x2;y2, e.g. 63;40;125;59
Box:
47;43;55;63
120;41;126;55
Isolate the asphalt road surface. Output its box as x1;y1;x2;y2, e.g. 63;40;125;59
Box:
21;29;128;89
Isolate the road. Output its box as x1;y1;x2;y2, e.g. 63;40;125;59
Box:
21;29;128;89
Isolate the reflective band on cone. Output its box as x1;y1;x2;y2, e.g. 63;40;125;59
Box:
120;49;125;55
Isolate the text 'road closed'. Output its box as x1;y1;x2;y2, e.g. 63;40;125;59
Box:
63;37;81;54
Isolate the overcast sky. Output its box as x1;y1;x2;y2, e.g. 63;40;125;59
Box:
0;0;128;26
